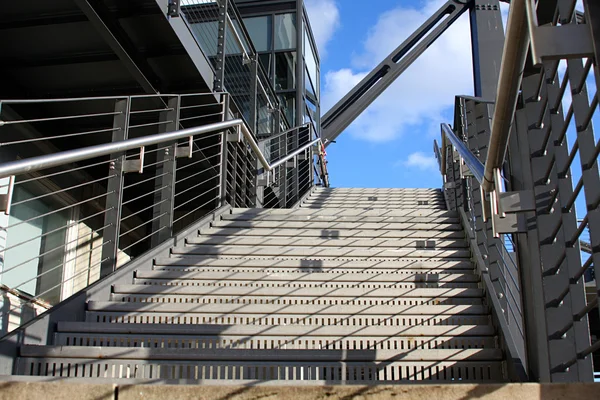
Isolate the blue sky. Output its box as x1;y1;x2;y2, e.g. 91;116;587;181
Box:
304;0;594;228
305;0;482;188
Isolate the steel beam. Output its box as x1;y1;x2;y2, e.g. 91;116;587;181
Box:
73;0;159;94
100;98;129;279
470;0;506;100
321;0;469;146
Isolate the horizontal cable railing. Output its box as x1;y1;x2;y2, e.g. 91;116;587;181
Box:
0;92;322;336
179;0;289;137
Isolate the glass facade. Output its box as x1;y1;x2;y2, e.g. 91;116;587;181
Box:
237;1;320;133
244;16;272;52
187;1;320;134
274;13;296;50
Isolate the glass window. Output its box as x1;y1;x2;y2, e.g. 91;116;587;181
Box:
190;22;218;57
304;31;319;100
243;16;272;52
275;52;296;91
258;53;273;83
274;13;296;50
278;93;296;126
2;186;69;305
305;68;316;100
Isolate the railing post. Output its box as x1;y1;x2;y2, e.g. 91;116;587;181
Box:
214;0;228;92
506;86;552;382
151;96;179;247
279;129;288;208
218;93;230;208
249;55;259;135
100;98;129;278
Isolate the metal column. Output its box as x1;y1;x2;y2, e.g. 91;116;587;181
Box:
100;98;129;278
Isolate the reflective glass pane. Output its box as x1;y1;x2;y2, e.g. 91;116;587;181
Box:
258;53;273;83
305;69;316;100
304;31;319;100
243;16;272;52
275;52;296;91
190;21;218;57
274;13;296;50
278;93;296;125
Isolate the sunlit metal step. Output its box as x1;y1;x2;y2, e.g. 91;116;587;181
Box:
212;220;464;231
170;244;471;259
134;270;480;283
152;256;475;271
186;236;468;249
200;227;465;239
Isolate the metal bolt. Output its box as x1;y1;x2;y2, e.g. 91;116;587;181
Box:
109;161;116;170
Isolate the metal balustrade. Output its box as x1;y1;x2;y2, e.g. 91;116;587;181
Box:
435;0;600;382
0;92;324;335
179;0;289;136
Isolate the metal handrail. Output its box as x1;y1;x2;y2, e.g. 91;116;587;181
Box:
0;117;318;179
441;123;485;183
482;0;530;192
0;119;243;179
259;123;311;143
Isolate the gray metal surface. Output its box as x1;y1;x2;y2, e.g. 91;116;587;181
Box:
8;188;505;383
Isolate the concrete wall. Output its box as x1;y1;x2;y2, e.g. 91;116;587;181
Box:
0;381;599;400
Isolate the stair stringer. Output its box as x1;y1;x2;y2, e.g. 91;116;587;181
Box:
0;205;232;375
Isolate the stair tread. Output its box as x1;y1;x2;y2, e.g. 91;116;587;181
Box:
87;301;487;315
213;220;463;231
20;345;502;361
186;237;468;248
201;227;465;239
112;284;483;298
57;322;496;336
135;270;479;282
153;256;474;270
230;208;455;217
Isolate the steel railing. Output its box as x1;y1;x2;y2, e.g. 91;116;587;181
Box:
0;92;322;336
179;0;289;136
434;0;600;382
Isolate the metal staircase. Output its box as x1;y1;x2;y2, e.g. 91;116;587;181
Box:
11;187;505;383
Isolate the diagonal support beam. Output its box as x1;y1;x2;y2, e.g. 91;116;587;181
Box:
321;0;470;146
73;0;160;94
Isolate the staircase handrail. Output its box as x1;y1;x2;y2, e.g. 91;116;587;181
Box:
440;123;484;183
0;118;319;179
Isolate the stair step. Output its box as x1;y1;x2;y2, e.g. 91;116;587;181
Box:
301;204;445;210
303;200;446;206
20;345;502;362
171;245;471;259
110;293;483;306
314;188;441;193
135;270;479;283
230;208;456;218
85;311;489;326
87;301;486;315
200;227;465;239
54;332;497;350
302;199;446;205
212;220;463;231
307;193;444;200
111;284;483;298
152;256;475;271
223;213;459;224
186;236;468;249
132;278;478;290
57;322;496;337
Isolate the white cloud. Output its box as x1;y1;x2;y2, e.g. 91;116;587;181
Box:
321;0;475;143
399;152;438;171
304;0;340;57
